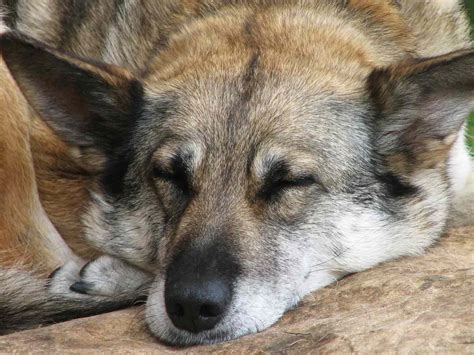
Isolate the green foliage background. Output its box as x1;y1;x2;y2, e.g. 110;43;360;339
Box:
466;0;473;153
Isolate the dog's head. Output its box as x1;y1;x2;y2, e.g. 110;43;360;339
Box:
1;26;473;345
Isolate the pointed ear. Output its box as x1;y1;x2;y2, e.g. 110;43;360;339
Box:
368;49;474;173
0;32;142;155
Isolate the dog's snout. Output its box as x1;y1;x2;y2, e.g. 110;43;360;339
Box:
165;277;231;333
164;241;239;333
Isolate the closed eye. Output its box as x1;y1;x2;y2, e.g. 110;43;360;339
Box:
153;158;192;196
258;173;320;201
271;175;317;190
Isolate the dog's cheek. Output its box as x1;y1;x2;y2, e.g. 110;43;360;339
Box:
232;233;308;310
223;238;323;335
329;192;447;274
82;191;117;252
82;192;163;271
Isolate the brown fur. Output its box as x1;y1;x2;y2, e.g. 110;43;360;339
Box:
0;59;77;271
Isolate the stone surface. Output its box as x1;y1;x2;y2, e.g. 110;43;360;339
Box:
0;224;472;353
1;174;473;353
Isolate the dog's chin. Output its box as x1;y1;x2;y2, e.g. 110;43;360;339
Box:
145;278;296;346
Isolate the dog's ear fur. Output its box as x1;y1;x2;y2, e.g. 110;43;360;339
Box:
0;32;142;155
368;49;474;173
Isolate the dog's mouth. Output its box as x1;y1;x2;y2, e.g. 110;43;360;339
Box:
144;277;295;346
146;304;274;346
148;322;241;347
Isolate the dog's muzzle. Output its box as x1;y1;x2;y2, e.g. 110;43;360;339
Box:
164;240;240;333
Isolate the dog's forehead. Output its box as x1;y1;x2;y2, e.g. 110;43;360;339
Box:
144;72;369;145
139;5;375;160
147;73;366;131
140;72;372;185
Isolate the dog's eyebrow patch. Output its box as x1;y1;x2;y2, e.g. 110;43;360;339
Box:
153;147;189;175
252;145;319;180
262;156;322;183
153;152;194;196
152;141;204;180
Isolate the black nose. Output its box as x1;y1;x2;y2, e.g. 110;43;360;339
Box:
164;241;238;333
165;277;231;333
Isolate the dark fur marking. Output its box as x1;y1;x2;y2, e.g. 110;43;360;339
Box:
69;281;92;295
224;17;261;135
2;0;19;28
59;0;91;48
101;94;175;198
225;51;261;143
81;79;143;153
241;52;260;103
100;80;144;196
79;261;92;278
101;149;132;197
377;172;418;198
47;267;62;281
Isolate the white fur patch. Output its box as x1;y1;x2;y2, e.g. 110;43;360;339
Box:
448;129;472;194
431;0;459;12
0;7;8;34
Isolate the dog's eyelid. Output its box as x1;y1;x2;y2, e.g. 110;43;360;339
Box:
257;172;323;201
152;155;194;195
274;173;325;191
152;165;174;179
283;174;318;186
153;150;192;174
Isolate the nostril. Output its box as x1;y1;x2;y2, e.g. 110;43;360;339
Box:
199;303;221;318
168;302;185;317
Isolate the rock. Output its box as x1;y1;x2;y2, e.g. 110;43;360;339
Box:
1;224;472;353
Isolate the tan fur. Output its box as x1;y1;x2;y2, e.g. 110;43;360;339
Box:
30;121;100;261
0;59;79;272
0;82;105;271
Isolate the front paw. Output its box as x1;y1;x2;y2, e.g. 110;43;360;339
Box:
48;255;153;300
47;259;89;298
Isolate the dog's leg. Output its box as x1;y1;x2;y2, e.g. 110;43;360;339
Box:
48;255;153;300
0;266;143;335
0;59;78;272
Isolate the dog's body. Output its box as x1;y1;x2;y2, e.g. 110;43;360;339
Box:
0;0;472;345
